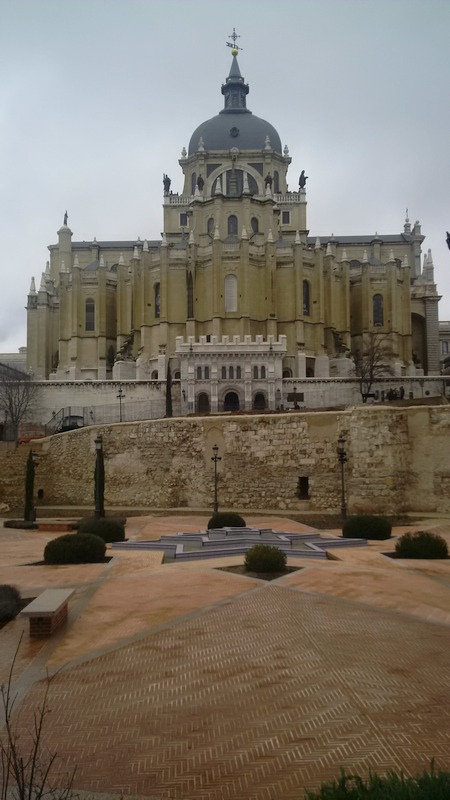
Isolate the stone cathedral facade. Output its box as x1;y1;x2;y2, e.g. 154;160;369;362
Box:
26;49;440;413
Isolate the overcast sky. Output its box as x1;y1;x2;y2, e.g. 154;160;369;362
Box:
1;0;450;354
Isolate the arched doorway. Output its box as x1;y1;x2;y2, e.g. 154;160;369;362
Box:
253;392;267;410
197;393;210;414
224;391;240;412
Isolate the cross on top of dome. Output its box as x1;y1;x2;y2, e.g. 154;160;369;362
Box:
226;27;243;57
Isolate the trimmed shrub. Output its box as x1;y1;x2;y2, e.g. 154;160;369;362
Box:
207;512;246;529
0;584;21;623
77;517;125;543
244;544;286;573
343;515;392;540
44;533;106;565
395;531;448;559
305;765;450;799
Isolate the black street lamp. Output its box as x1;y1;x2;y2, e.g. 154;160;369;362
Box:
94;435;105;519
211;444;221;514
336;435;347;519
117;387;125;422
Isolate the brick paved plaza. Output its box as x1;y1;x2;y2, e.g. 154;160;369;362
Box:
1;515;450;799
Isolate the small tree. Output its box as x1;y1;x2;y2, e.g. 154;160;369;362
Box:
0;637;76;800
353;333;394;403
165;360;173;418
23;450;35;522
0;368;39;442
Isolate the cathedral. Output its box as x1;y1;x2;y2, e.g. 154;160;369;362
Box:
26;43;440;414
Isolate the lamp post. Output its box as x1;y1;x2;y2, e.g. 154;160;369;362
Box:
211;444;221;514
117;387;125;422
336;435;347;519
94;435;105;518
24;450;39;522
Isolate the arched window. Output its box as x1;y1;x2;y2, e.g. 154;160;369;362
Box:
253;366;258;379
228;215;238;235
191;172;196;195
251;217;259;234
373;294;384;326
187;272;193;318
197;366;202;380
174;371;181;379
273;170;280;193
151;370;158;379
207;217;215;235
303;280;310;316
236;366;241;379
221;366;226;379
261;365;266;378
154;283;160;318
283;368;292;378
85;298;95;331
229;366;234;379
204;366;210;379
225;274;238;312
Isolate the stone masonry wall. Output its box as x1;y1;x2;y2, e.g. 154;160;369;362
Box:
1;406;450;515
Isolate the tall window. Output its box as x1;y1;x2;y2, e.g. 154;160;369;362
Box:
261;365;266;378
228;215;238;235
229;366;234;379
225;274;238;312
221;366;226;379
85;298;95;331
187;272;193;318
154;283;161;318
253;366;258;379
303;280;310;316
204;366;210;379
373;294;384;326
197;366;202;380
207;217;215;235
236;366;241;379
251;217;259;233
273;170;280;193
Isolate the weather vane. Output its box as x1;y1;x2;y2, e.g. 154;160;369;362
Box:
226;27;243;56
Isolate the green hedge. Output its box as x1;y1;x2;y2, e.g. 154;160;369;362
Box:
305;765;450;799
77;517;125;543
244;544;286;573
0;585;21;623
44;533;106;565
207;512;246;529
395;531;448;559
343;515;392;540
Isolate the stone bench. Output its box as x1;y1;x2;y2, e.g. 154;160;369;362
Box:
38;522;75;533
21;588;74;638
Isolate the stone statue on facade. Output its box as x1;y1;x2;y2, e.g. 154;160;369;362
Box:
446;231;450;251
63;210;68;225
264;173;273;188
163;174;171;194
196;174;204;191
299;170;308;189
115;333;135;362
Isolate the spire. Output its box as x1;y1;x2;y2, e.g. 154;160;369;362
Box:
403;253;409;268
326;243;332;257
221;34;249;114
29;276;36;295
214;225;220;240
362;249;369;264
73;254;79;268
315;237;321;250
295;231;301;245
119;253;125;265
241;225;248;240
143;239;149;252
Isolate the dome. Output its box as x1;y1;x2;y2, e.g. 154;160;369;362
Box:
188;112;282;155
188;55;282;156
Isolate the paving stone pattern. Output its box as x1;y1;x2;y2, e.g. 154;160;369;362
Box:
14;583;450;800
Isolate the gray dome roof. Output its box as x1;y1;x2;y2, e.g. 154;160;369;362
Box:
188;111;282;155
188;55;282;156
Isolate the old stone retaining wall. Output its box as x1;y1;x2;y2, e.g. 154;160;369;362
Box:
1;406;449;515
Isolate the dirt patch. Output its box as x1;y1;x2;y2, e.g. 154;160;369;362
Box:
217;565;302;581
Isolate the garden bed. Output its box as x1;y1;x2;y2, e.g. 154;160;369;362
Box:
217;565;301;581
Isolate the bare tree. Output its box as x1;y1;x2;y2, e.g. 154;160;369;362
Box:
353;333;394;403
0;367;39;442
0;636;75;800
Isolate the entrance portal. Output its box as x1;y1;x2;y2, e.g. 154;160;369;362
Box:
253;392;266;410
223;391;240;412
197;392;210;414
